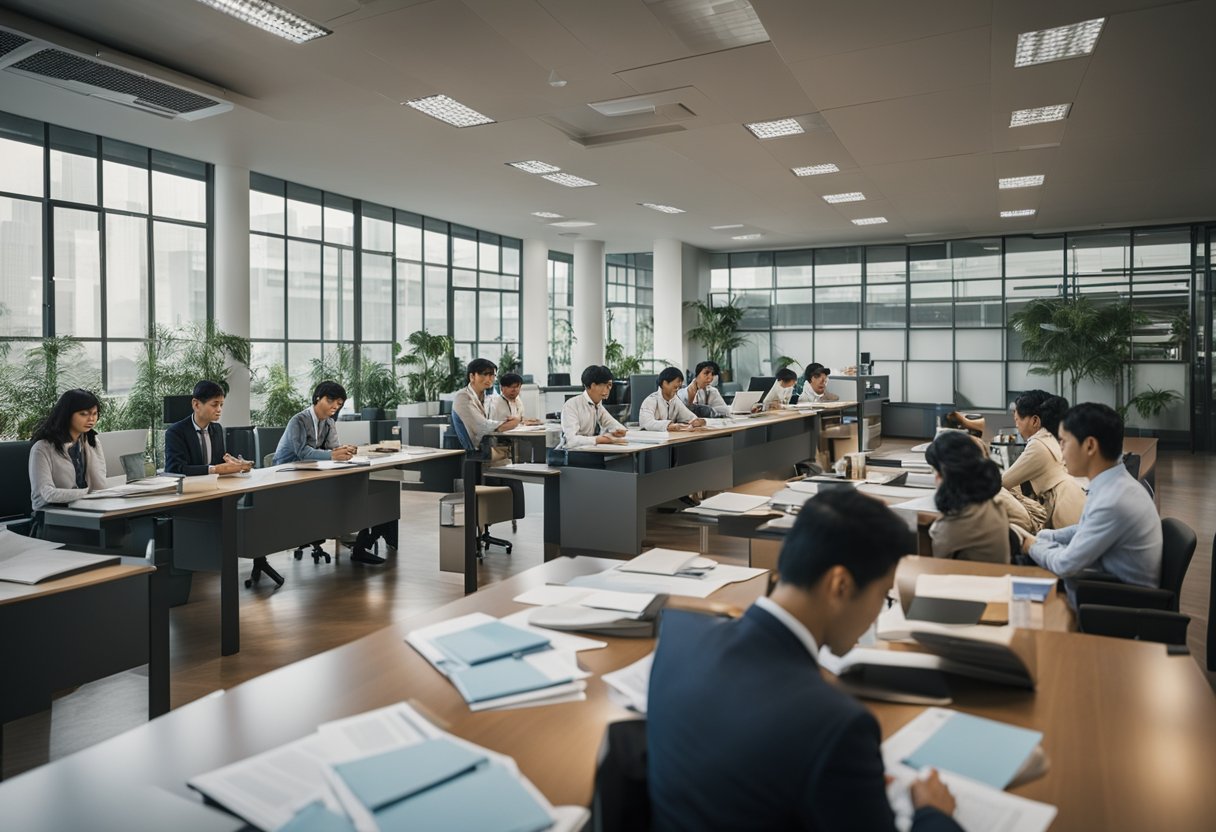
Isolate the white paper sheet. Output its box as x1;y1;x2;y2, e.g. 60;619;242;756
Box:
696;492;771;513
915;574;1012;604
567;563;767;599
618;547;704;576
602;653;654;714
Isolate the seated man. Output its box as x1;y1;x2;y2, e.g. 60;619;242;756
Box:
799;362;840;404
639;367;706;432
489;372;541;427
1021;402;1161;598
760;367;798;410
559;365;627;448
273;381;387;566
678;361;731;417
164;380;252;476
648;488;961;832
453;358;521;462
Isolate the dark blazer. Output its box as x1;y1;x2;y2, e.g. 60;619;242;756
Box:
647;606;963;832
164;416;227;476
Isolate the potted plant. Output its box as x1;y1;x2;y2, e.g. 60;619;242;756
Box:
397;329;458;416
309;343;359;414
684;296;750;382
358;348;405;421
251;363;308;428
548;318;575;376
497;346;520;376
0;336;104;439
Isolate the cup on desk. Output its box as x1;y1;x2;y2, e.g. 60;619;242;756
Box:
844;452;867;480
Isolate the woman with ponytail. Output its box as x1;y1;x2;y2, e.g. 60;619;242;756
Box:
1001;390;1086;529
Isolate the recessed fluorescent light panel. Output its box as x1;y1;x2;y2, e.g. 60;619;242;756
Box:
549;220;596;228
744;118;804;139
542;172;597;188
823;192;866;204
851;217;887;226
1010;104;1071;127
1001;209;1037;218
639;203;686;214
1015;18;1105;67
999;175;1045;189
732;233;763;240
404;95;495;128
793;163;839;177
507;161;561;174
193;0;331;42
711;224;745;230
531;211;562;219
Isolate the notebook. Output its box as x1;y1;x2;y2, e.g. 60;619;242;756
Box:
432;620;552;666
333;738;486;811
618;548;714;576
449;655;572;703
375;763;553;832
902;710;1043;790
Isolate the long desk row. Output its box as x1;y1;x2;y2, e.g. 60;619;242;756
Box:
1;555;1213;831
40;448;463;655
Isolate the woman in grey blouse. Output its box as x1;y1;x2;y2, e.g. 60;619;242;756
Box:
28;388;108;513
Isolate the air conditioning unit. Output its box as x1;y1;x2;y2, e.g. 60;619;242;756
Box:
0;15;232;121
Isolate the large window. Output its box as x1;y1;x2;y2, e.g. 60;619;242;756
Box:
548;251;574;377
605;253;654;361
249;175;522;404
0;111;210;394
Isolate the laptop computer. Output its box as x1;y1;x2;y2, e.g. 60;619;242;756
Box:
120;452;148;483
728;390;763;415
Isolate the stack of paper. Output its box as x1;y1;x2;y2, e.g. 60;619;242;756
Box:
189;702;588;832
622;430;670;444
618;548;717;577
507;423;548;433
602;653;654;714
0;532;120;584
694;492;771;514
80;475;182;499
512;586;662;637
566;556;767;599
406;613;592;711
915;574;1012;604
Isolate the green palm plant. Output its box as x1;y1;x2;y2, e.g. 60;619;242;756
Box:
252;363;308;427
310;343;359;403
684;296;751;370
0;337;103;439
397;330;459;403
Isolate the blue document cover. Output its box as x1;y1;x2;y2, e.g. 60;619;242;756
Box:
376;763;552;832
903;711;1043;789
432;621;551;666
449;655;569;703
333;738;486;811
1011;578;1056;601
276;802;357;832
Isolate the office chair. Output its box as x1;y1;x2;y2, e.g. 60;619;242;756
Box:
1208;532;1215;672
747;376;777;393
592;720;650;832
446;411;514;558
548;372;571;386
0;440;34;535
627;374;658;424
1122;452;1141;481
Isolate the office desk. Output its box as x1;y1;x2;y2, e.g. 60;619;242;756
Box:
0;556;168;763
894;555;1073;631
41;449;463;655
1;555;1212;832
554;407;842;557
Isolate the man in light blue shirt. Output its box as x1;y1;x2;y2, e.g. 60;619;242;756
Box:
1022;403;1161;599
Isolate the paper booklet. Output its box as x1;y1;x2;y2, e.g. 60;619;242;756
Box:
0;532;119;585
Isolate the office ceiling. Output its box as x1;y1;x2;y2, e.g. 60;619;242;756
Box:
0;0;1211;253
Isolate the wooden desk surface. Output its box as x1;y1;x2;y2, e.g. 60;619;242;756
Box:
0;561;155;606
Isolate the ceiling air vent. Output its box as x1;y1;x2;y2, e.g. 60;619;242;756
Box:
0;17;232;121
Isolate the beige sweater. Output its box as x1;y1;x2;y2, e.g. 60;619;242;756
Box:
1001;428;1086;528
929;490;1039;563
29;438;108;511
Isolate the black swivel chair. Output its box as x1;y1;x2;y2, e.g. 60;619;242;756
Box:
627;374;659;424
547;373;571;386
0;440;34;536
1075;518;1198;645
592;720;650;832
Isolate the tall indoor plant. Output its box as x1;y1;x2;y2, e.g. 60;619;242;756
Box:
684;296;750;381
397;329;459;415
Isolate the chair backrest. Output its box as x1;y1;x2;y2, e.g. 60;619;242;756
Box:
1122;452;1142;481
747;375;776;393
98;429;149;475
1078;605;1190;645
254;426;286;467
547;372;571;387
1159;518;1198;610
1208;532;1215;672
592;719;650;832
0;440;33;521
339;420;372;447
627;374;659;423
449;411;490;460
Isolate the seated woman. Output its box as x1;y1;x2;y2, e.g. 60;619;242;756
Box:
1002;390;1086;529
29;388;108;521
925;431;1039;563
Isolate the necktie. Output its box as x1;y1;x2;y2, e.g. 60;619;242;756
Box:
592;401;601;436
197;428;209;463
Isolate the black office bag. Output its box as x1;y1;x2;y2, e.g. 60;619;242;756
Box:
592;719;651;832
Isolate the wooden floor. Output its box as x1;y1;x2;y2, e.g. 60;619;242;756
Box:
4;445;1213;779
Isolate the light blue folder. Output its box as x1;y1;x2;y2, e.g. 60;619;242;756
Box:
903;711;1043;789
375;762;552;832
275;803;357;832
1011;578;1056;601
432;621;551;666
449;655;569;703
333;738;486;811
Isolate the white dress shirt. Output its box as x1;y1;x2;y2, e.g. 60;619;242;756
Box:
761;381;794;407
679;382;730;417
639;390;698;431
488;394;524;422
799;386;838;404
753;596;820;660
559;391;625;449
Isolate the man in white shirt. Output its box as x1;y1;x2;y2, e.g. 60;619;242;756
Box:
488;372;541;426
560;365;627;448
799;363;840;404
679;361;731;417
1022;402;1162;601
761;368;799;410
452;358;520;452
639;368;707;431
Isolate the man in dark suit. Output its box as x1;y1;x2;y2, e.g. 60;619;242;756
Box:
164;380;252;477
647;488;963;832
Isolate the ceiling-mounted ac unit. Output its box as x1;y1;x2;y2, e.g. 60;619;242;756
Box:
0;14;232;121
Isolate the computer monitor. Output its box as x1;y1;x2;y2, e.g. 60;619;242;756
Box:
162;395;193;424
747;376;777;393
547;373;571;387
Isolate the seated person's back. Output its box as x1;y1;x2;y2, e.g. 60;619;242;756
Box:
648;489;962;832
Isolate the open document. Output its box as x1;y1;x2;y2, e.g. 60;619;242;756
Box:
0;531;119;584
566;553;766;599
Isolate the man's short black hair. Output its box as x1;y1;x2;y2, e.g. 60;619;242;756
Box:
776;368;798;383
192;380;225;403
466;358;497;379
804;362;830;381
778;489;913;591
499;372;523;388
656;367;684;386
581;364;614;387
312;381;347;404
1062;402;1124;461
693;361;720;377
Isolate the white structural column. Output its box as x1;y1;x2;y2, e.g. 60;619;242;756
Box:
652;238;685;369
521;238;549;382
213;164;251;425
572;239;606;372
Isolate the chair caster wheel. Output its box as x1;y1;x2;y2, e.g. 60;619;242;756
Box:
506;545;513;555
244;578;254;588
323;554;332;564
293;549;304;560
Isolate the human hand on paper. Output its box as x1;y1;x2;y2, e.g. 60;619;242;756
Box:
595;435;626;445
331;445;357;461
610;428;627;438
910;768;956;817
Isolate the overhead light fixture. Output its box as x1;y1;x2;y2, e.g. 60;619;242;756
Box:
711;224;745;230
193;0;332;43
744;117;804;139
639;203;686;214
1010;104;1070;127
851;217;887;226
823;192;865;204
547;69;567;88
403;94;495;128
542;172;597;188
732;233;763;241
793;163;839;176
1001;209;1037;218
550;220;596;228
1015;18;1105;67
531;211;563;219
507;160;561;174
999;175;1045;189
